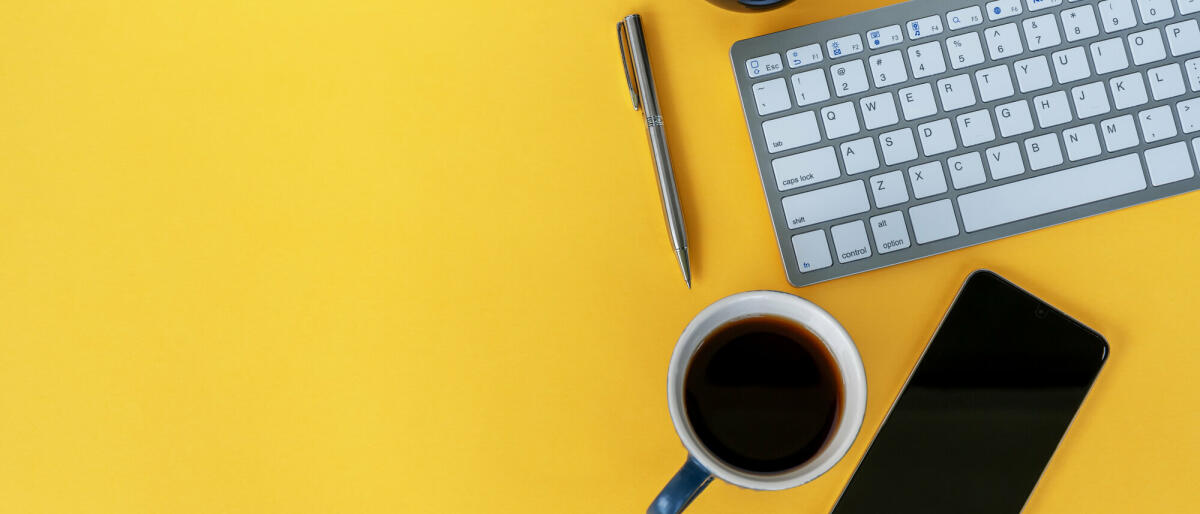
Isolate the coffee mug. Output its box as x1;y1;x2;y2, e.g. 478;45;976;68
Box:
704;0;795;12
648;291;867;513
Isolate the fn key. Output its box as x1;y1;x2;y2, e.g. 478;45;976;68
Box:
792;230;833;272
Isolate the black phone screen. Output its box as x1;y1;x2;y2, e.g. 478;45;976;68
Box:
831;270;1108;514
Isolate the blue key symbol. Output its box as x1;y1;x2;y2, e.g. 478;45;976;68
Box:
993;6;1002;14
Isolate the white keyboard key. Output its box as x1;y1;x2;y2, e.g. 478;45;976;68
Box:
1100;114;1141;150
986;23;1024;59
792;230;833;272
1148;63;1186;99
1071;81;1111;119
918;118;958;156
1033;91;1074;128
831;220;873;263
1090;38;1130;74
860;92;900;129
958;153;1146;232
1136;0;1175;22
987;0;1024;20
908;42;947;79
909;199;960;243
1099;0;1138;33
946;32;986;69
791;69;831;107
772;146;841;191
1023;14;1062;51
786;44;824;68
986;142;1027;179
996;100;1035;136
937;74;977;111
1015;56;1054;92
869;50;908;87
763;111;821;153
1144;141;1195;185
1177;97;1200;133
957;109;997;146
867;25;905;50
1138;105;1177;142
1129;29;1167;65
747;53;785;78
752;78;791;116
1187;58;1200;91
880;127;920;165
1062;5;1100;42
1063;124;1103;160
869;211;912;253
821;102;861;139
1165;20;1200;56
899;83;938;120
1052;47;1091;83
1028;0;1064;10
1025;133;1065;170
831;60;870;97
909;161;949;198
842;137;881;174
828;34;864;58
906;15;945;40
1110;72;1149;108
1181;0;1200;14
870;170;910;207
947;6;985;30
782;180;870;229
976;65;1016;101
948;152;988;189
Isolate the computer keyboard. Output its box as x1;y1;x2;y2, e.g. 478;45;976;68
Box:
731;0;1200;287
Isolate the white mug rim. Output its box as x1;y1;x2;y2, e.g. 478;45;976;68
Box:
667;290;867;491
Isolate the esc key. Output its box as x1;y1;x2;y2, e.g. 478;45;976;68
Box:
747;53;785;77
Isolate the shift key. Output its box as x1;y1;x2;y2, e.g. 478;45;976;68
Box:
782;180;870;229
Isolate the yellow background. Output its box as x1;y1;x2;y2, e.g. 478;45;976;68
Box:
1;1;1197;512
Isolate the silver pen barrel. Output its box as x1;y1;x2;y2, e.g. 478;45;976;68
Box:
620;14;692;286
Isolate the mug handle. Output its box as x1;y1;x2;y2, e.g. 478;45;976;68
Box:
647;456;714;514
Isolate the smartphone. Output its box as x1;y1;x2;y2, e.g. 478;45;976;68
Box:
831;270;1108;514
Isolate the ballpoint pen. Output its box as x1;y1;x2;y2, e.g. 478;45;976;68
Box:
617;13;692;288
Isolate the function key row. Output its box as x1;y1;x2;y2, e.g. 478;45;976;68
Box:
747;2;991;78
745;0;1194;79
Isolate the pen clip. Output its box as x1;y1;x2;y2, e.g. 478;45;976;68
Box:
617;19;640;111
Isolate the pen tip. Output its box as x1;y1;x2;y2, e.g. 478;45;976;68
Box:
675;248;691;289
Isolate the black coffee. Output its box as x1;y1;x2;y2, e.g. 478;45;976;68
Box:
683;315;842;473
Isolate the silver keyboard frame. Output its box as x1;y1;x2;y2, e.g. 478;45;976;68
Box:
731;0;1200;288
